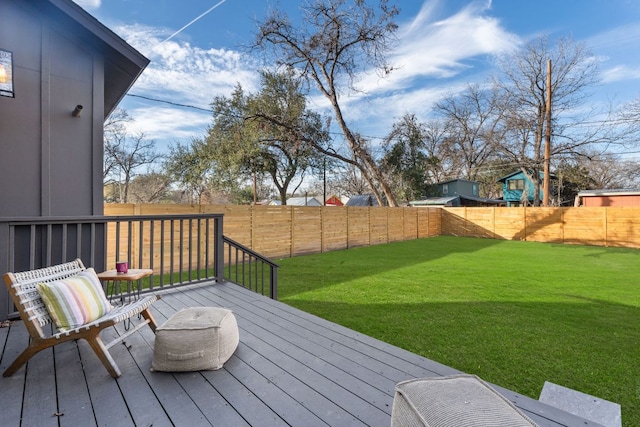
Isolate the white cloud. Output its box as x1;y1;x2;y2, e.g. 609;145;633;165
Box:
72;0;100;9
110;0;522;149
125;106;211;152
330;0;519;139
354;0;520;96
115;23;260;108
106;23;262;147
601;65;640;84
587;23;640;86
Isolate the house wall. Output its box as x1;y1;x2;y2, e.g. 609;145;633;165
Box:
501;172;545;206
441;180;478;197
0;0;104;218
0;0;108;317
581;195;640;207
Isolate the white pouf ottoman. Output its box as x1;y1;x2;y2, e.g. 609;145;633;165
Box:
391;375;539;427
152;307;239;372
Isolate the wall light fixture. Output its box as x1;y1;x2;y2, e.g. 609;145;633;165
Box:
0;49;15;98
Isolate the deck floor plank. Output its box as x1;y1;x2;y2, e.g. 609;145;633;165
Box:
0;320;31;426
184;285;394;408
129;307;294;427
200;366;290;427
0;281;604;427
54;340;97;427
193;285;405;396
177;284;393;425
108;325;175;427
171;372;252;427
216;348;333;427
76;328;136;427
21;346;58;426
236;329;370;427
229;312;392;425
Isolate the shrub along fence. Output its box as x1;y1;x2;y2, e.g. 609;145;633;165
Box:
104;205;640;262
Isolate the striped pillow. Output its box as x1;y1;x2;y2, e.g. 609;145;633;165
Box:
37;268;113;331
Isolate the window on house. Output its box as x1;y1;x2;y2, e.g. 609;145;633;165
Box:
508;179;524;190
442;184;448;195
473;184;478;196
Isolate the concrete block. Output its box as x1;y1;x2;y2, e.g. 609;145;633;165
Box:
539;381;621;427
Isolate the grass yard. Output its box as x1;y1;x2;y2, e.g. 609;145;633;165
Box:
276;236;640;426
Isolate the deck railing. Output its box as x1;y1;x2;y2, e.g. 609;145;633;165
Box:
0;214;278;320
223;236;279;300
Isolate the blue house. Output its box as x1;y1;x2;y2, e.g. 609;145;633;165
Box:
498;170;551;207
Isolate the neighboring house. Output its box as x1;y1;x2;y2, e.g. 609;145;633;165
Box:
498;171;551;207
410;179;504;207
325;195;344;206
439;179;480;198
345;194;379;207
0;0;148;298
575;189;640;207
286;196;323;206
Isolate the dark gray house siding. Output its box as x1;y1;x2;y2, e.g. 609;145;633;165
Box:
439;179;479;198
0;0;148;319
0;0;148;217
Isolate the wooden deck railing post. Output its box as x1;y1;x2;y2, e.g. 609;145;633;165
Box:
270;265;278;300
0;221;10;320
214;215;224;282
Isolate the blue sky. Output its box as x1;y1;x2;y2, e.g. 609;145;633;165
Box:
73;0;640;155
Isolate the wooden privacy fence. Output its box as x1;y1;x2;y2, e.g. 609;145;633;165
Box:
441;206;640;248
104;204;441;260
104;205;640;262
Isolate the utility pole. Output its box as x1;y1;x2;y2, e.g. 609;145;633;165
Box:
253;172;257;205
323;157;327;206
543;59;552;206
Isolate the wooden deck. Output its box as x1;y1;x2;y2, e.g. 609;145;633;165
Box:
0;281;602;427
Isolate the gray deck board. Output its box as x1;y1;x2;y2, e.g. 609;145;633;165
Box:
0;280;603;427
54;340;96;427
0;320;29;426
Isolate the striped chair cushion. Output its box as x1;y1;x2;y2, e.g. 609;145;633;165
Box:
37;268;113;331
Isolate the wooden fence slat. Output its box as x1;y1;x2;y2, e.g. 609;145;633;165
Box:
104;205;640;263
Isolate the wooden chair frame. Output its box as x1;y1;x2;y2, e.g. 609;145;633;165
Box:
3;259;158;378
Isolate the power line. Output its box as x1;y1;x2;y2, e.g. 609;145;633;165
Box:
125;92;639;141
126;93;213;113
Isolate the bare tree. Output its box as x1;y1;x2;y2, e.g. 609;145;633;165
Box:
494;35;621;205
579;152;640;189
434;83;505;181
616;96;640;144
104;108;162;203
255;0;400;206
330;163;371;197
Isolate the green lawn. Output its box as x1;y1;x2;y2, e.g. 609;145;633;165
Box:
276;236;639;426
